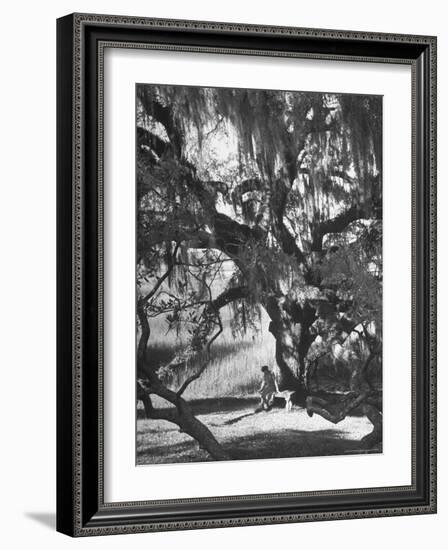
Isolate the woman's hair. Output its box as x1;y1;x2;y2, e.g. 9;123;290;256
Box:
261;365;269;372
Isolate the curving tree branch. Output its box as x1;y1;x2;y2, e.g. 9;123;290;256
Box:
311;204;367;251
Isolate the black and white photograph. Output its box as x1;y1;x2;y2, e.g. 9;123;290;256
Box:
0;0;442;545
136;84;383;465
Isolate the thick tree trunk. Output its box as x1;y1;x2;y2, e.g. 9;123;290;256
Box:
264;294;316;406
137;299;230;461
262;288;383;451
306;352;383;449
138;380;230;460
355;353;382;447
360;402;382;448
137;382;153;418
263;291;383;449
175;398;230;460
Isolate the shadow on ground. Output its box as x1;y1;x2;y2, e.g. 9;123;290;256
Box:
137;399;381;465
25;512;56;530
137;397;259;419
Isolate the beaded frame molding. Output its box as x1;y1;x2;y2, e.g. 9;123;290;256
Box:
56;13;437;537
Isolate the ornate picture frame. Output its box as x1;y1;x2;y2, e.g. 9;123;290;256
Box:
57;13;437;536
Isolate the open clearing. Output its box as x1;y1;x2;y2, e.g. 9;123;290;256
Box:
136;398;380;464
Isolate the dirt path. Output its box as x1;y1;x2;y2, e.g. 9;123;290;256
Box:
137;400;379;464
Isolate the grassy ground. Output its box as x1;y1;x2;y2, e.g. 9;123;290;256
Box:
140;296;381;464
145;305;276;400
136;398;379;464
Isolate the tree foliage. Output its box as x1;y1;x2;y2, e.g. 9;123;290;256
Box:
136;83;383;451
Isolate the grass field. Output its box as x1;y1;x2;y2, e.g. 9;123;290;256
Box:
139;299;381;463
144;304;276;401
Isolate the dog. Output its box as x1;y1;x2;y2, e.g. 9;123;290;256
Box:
275;385;296;411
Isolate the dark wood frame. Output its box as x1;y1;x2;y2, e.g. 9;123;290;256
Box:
57;13;437;537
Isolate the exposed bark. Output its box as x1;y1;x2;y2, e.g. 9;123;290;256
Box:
137;88;183;156
311;192;382;253
137;126;169;159
305;351;382;449
136;248;180;373
210;285;249;311
136;381;153;418
136;300;151;378
137;85;383;451
360;402;382;447
264;294;317;404
271;179;307;266
177;315;224;397
137;380;230;460
137;292;230;460
306;391;368;423
311;204;366;252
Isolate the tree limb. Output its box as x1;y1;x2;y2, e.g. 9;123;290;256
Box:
137;380;230;460
311;204;367;251
140;267;172;305
137;126;169;159
137;88;182;156
210;285;249;312
176;318;223;398
271;180;306;265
